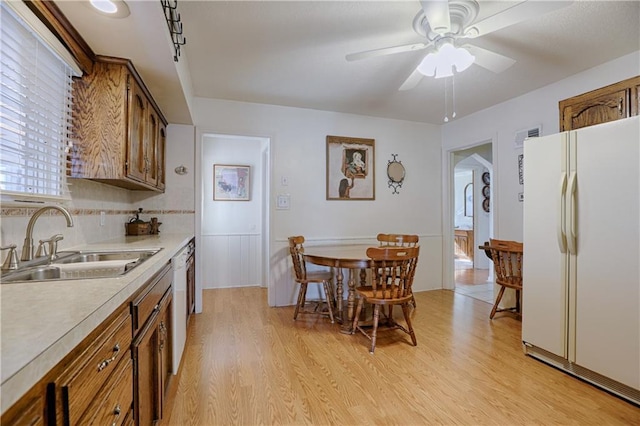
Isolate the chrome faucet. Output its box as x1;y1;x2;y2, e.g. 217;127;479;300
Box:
21;206;74;261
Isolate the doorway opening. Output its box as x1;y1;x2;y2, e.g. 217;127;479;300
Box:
451;145;493;303
197;133;270;296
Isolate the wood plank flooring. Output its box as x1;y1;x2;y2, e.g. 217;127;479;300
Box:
162;288;639;425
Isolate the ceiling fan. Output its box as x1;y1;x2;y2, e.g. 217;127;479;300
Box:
346;0;573;91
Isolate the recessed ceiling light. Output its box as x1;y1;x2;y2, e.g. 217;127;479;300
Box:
87;0;130;18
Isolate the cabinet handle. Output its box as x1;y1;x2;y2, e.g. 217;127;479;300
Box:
159;322;166;349
111;404;121;426
97;343;120;371
618;97;623;115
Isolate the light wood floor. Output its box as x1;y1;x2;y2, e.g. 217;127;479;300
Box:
162;288;639;425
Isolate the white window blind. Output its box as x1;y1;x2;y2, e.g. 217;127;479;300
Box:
0;1;80;204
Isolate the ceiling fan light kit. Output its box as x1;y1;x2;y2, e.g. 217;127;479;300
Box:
417;38;475;79
346;0;573;91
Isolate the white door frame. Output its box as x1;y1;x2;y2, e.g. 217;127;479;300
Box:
442;139;495;290
194;130;272;312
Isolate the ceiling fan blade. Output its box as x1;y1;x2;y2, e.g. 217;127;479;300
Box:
346;42;429;62
464;0;573;38
420;0;451;34
465;45;516;74
399;67;425;91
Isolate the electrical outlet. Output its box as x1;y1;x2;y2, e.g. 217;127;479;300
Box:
100;211;106;226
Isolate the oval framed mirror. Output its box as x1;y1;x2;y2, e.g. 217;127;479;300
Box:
387;154;405;194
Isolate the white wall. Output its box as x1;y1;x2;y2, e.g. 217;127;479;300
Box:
192;99;443;306
443;51;640;242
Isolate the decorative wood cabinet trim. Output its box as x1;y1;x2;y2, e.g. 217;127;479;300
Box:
24;0;95;74
559;76;640;131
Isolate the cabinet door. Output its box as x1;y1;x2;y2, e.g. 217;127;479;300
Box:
158;301;172;419
186;252;195;318
127;77;147;183
561;88;628;131
132;310;161;426
146;109;159;186
156;124;166;191
632;81;639;117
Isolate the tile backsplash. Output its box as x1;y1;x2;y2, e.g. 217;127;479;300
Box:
1;178;194;256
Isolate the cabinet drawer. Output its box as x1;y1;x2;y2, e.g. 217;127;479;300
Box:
0;393;45;426
58;307;132;424
78;355;133;426
132;262;172;334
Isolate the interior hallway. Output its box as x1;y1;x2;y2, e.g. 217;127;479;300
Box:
454;256;493;303
161;288;638;425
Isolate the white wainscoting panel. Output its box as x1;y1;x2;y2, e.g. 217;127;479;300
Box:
201;234;262;288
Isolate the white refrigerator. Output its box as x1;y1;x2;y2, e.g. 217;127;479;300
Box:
522;116;639;404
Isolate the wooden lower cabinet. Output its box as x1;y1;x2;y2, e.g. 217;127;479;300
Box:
186;240;196;320
1;261;176;426
0;391;46;426
454;229;474;261
77;356;133;425
56;307;132;425
133;288;172;426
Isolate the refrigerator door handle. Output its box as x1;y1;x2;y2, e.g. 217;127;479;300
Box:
557;172;568;253
567;171;578;255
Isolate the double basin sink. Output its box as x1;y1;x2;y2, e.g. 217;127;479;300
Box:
1;248;162;283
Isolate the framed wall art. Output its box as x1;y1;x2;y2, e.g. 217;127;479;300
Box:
326;135;375;200
213;164;250;201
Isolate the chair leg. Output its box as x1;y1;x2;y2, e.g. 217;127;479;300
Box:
352;297;364;334
294;283;307;320
490;286;506;319
401;303;417;346
322;281;335;323
370;304;380;354
410;293;417;309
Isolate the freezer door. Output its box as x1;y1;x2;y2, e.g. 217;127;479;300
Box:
522;132;569;358
572;116;640;390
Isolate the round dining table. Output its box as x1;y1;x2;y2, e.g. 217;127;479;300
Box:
303;244;373;333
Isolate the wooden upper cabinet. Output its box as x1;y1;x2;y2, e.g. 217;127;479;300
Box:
157;124;167;191
127;79;147;183
632;79;640;117
71;56;167;192
559;76;640;131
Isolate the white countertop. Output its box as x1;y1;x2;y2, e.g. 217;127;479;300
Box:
0;233;194;414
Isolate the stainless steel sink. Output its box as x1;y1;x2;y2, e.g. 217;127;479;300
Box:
3;265;62;282
1;248;162;283
56;249;160;264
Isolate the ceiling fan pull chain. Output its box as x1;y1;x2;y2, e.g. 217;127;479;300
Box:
444;77;449;122
452;74;457;119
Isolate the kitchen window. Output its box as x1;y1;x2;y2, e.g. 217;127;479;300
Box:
0;1;81;204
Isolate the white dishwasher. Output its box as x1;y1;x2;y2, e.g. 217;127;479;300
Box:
171;243;190;374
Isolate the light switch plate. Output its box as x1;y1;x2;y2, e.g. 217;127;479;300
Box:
276;194;290;210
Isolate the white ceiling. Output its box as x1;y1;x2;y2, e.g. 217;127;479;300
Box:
55;1;640;125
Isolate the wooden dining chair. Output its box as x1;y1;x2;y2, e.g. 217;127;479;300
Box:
377;233;419;308
377;233;419;247
486;238;523;319
352;246;420;353
288;236;336;323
